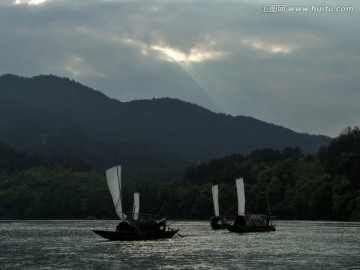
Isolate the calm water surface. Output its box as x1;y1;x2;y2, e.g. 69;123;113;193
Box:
0;220;359;269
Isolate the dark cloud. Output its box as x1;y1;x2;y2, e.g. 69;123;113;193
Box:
0;0;359;137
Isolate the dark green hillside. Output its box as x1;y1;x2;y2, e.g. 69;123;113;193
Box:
121;98;330;160
0;126;358;220
181;127;360;221
0;74;330;167
0;74;121;147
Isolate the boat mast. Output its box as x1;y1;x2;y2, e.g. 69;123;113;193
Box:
265;193;272;224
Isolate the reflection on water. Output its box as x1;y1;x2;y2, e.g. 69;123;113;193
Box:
0;220;359;269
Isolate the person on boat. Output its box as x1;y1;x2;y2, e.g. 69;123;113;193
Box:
159;218;166;231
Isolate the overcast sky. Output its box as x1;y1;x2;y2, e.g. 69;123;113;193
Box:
1;0;359;137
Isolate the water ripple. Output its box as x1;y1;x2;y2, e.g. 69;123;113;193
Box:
0;220;359;269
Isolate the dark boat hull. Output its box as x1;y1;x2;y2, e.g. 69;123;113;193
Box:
227;224;276;233
211;224;227;230
210;216;228;230
226;214;276;233
93;229;178;241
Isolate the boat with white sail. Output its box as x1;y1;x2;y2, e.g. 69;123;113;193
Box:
226;177;276;233
93;165;179;240
210;184;228;229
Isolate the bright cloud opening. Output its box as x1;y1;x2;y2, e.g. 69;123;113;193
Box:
243;39;292;54
111;35;226;65
151;45;225;65
14;0;48;5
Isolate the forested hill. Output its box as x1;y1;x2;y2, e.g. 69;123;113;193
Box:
0;74;330;168
0;127;358;220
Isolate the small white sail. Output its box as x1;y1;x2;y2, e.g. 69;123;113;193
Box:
133;192;140;220
212;185;220;217
106;165;126;220
236;178;245;216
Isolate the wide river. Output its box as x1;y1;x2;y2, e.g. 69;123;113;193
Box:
0;220;359;269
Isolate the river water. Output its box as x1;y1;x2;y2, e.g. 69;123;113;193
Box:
0;220;359;269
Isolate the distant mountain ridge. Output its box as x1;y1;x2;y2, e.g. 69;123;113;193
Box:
0;74;331;169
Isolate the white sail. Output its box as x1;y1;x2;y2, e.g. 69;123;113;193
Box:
133;192;140;220
212;185;220;217
236;177;245;216
106;165;126;220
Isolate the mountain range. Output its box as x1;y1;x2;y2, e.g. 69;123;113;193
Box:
0;74;331;177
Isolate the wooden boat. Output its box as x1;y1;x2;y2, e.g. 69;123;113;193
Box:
226;178;276;233
226;214;276;232
93;216;178;241
210;184;227;229
93;165;179;241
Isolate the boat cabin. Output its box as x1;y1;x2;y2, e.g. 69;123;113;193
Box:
116;219;167;233
233;214;269;227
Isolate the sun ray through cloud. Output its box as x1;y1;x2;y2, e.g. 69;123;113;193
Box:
149;44;228;112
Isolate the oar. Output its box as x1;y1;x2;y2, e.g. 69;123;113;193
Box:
176;231;185;238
